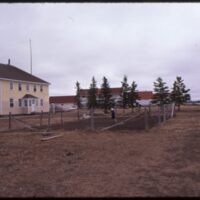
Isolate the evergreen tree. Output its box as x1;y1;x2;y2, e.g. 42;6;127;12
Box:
75;81;81;120
153;77;170;105
121;75;130;110
87;76;97;109
184;93;191;102
100;76;112;113
129;81;139;112
171;76;190;111
87;76;97;131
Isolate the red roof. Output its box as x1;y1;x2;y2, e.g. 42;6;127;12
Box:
50;90;153;104
110;87;122;94
138;91;153;100
80;88;102;96
80;88;153;99
49;96;75;104
79;89;89;97
80;88;121;96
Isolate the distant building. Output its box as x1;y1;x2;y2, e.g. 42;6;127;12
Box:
136;91;154;106
49;88;154;110
80;88;154;107
49;96;77;111
0;62;50;115
80;87;123;106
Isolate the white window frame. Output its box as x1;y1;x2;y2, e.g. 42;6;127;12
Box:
40;85;43;92
36;99;38;106
24;99;28;107
33;84;37;92
10;81;13;90
40;99;43;106
18;99;22;107
18;82;22;91
10;98;14;108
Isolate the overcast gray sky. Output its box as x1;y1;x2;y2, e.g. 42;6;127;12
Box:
0;3;199;100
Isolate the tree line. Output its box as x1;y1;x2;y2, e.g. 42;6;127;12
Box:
75;75;190;117
153;76;190;110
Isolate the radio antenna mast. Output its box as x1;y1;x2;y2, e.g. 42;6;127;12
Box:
29;39;32;74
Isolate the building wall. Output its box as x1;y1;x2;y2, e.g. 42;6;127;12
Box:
0;79;49;115
50;103;77;112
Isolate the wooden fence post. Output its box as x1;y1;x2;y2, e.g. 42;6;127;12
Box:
169;103;171;118
47;112;51;131
163;104;166;122
144;107;149;131
168;104;171;119
9;112;11;130
168;104;170;119
61;111;64;128
138;105;141;113
171;102;175;118
40;110;43;128
166;104;168;120
77;108;80;121
158;105;161;124
90;107;95;131
148;105;151;116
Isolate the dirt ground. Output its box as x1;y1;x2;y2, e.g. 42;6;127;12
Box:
0;105;200;197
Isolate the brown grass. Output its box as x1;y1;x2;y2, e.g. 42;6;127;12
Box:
0;105;200;197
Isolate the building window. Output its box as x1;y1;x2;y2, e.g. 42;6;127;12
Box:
33;84;37;92
40;85;43;92
10;98;14;108
40;99;43;106
29;99;31;106
36;99;38;106
10;81;13;90
24;99;28;107
18;83;22;91
26;83;29;91
18;99;22;107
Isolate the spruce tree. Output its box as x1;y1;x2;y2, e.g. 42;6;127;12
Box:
121;75;130;110
87;76;97;130
153;77;169;105
75;81;81;120
87;76;97;109
100;76;111;113
129;81;139;112
171;76;190;111
184;93;191;102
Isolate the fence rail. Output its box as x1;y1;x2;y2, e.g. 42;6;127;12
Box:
0;103;176;132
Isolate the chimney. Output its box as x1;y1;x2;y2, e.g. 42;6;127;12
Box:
8;59;10;65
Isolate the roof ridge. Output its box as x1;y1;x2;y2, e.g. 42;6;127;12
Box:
0;63;49;84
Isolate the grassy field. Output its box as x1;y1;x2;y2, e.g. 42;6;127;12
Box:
0;105;200;197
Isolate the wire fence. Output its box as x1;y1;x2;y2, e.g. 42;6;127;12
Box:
0;103;176;133
143;103;176;131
